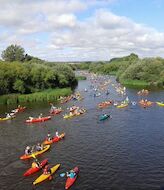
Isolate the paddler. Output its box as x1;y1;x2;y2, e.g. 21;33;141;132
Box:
66;170;76;178
36;143;43;151
55;131;59;138
32;158;41;168
38;113;43;118
47;133;52;141
43;165;52;175
25;146;31;155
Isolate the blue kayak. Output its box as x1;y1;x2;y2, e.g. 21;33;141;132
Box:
99;114;110;121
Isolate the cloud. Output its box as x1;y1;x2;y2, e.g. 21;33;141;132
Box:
0;0;164;61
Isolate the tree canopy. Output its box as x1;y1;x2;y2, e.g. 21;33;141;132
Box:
1;44;25;62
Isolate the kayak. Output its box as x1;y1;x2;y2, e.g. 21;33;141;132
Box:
23;159;48;176
99;114;110;121
63;114;75;119
50;109;63;114
117;104;128;108
16;107;26;112
20;145;50;160
33;164;60;185
65;167;79;189
0;116;15;121
156;102;164;107
139;101;153;108
43;133;65;145
25;116;51;123
98;101;112;108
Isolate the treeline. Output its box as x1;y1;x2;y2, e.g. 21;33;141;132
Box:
72;54;164;88
0;45;77;95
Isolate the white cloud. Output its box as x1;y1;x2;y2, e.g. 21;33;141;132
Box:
0;0;164;61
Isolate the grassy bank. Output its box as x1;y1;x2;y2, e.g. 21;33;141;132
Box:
76;75;87;80
120;80;150;89
0;88;72;105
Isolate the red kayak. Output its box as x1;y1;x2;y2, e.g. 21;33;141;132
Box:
50;109;63;115
17;107;26;112
23;159;48;176
65;167;79;189
43;133;65;145
25;116;51;123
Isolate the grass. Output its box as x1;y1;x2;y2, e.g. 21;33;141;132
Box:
0;88;72;105
120;80;150;89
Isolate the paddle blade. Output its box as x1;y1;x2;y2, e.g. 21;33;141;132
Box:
60;173;66;177
32;154;36;159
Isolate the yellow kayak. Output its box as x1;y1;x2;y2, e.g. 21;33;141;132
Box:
0;116;15;121
117;104;128;108
156;102;164;107
63;114;75;119
33;164;60;185
20;145;50;160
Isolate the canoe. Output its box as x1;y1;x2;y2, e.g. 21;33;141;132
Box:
0;116;15;121
43;133;65;145
20;145;50;160
25;116;51;123
99;114;110;121
156;102;164;107
33;164;60;185
23;159;48;176
117;104;128;108
65;167;79;189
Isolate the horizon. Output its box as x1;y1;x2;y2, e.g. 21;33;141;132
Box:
0;0;164;62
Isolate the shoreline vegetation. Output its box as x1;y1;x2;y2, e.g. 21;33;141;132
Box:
0;88;72;105
72;53;164;89
0;44;77;104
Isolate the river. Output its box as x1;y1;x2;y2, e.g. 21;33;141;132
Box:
0;75;164;190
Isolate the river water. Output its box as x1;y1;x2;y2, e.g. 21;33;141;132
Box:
0;75;164;190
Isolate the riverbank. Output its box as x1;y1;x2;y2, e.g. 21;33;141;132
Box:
72;54;164;89
0;88;72;105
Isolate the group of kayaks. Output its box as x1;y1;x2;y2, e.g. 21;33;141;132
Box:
0;106;26;121
20;130;79;189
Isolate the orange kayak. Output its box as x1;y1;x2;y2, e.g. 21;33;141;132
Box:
43;133;65;145
20;145;50;160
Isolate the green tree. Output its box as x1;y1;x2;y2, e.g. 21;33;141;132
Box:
13;79;25;94
1;44;25;62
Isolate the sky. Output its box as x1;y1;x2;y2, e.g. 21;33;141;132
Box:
0;0;164;61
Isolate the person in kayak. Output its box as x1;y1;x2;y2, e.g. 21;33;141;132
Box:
66;170;76;178
29;116;34;121
38;113;43;118
36;143;43;151
6;113;12;118
55;131;59;137
47;133;52;141
50;103;56;111
25;146;31;155
32;158;41;168
43;165;51;175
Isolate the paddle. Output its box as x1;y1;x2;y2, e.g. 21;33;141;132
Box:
32;153;36;159
60;173;66;177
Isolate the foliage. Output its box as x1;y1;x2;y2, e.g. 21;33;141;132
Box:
0;88;72;105
73;53;164;89
1;44;25;62
0;60;77;95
